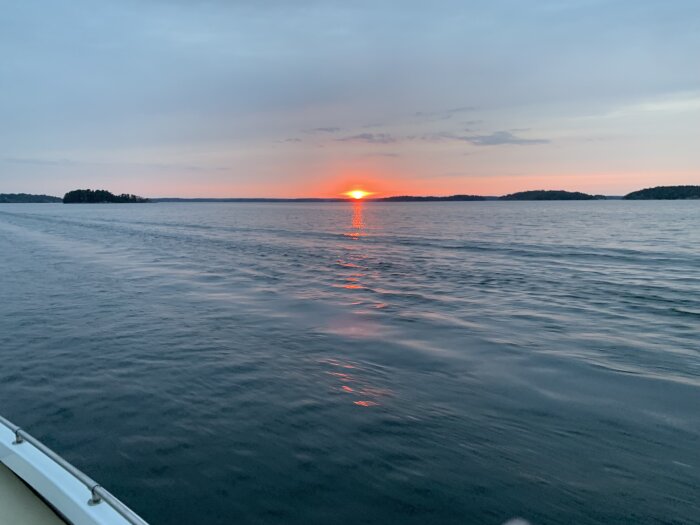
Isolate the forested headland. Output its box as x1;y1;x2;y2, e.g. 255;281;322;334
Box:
63;189;150;203
3;185;699;204
500;190;604;200
624;186;700;200
378;195;487;202
0;193;61;203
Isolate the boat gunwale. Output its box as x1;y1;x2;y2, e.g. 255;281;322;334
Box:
0;414;149;525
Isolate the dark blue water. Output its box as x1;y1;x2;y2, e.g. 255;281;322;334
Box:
0;202;698;525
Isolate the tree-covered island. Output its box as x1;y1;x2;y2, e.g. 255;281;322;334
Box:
0;193;62;203
378;195;487;202
63;189;150;203
624;186;700;200
499;190;604;200
5;185;695;204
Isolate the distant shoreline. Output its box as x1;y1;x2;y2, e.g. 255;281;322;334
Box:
1;186;698;203
151;196;621;203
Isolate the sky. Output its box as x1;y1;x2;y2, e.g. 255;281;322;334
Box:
1;0;699;198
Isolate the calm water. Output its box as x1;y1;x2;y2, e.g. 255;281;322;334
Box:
0;202;698;524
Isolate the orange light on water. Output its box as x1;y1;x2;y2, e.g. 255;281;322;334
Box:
344;190;372;200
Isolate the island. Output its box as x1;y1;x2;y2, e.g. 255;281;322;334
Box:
0;193;62;203
499;190;603;201
9;185;698;204
624;185;700;200
152;197;345;202
63;189;150;203
377;195;487;202
152;195;491;202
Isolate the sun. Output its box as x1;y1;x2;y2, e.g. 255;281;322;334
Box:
345;190;372;200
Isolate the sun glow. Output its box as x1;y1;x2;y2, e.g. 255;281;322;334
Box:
345;190;372;200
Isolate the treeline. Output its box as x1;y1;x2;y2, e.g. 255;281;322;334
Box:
500;190;605;200
6;185;699;204
63;189;150;203
624;185;700;200
378;194;486;202
0;193;62;203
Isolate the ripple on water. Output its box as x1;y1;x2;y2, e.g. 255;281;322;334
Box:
0;202;699;525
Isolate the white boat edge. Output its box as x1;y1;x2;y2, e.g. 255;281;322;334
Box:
0;415;149;525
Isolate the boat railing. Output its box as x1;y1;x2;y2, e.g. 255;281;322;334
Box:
0;414;149;525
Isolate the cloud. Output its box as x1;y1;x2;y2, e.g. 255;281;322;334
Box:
414;106;475;122
461;131;549;146
1;156;227;172
336;133;396;144
589;91;700;120
2;156;80;167
303;126;341;134
280;137;302;142
363;152;399;158
333;129;548;147
418;131;461;142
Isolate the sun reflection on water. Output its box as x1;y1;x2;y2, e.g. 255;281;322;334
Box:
321;358;390;408
343;201;365;239
352;201;364;229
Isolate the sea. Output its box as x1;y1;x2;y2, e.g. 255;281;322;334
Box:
0;201;698;525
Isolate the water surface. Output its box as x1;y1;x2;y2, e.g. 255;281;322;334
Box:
0;201;698;524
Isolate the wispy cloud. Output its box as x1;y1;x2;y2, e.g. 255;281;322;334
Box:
418;131;462;142
358;107;475;129
1;156;228;171
333;129;548;147
461;131;549;146
336;133;396;144
363;152;399;158
3;156;80;167
414;106;475;122
303;126;342;134
589;91;700;120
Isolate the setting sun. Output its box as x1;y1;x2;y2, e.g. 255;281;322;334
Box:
345;190;372;200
